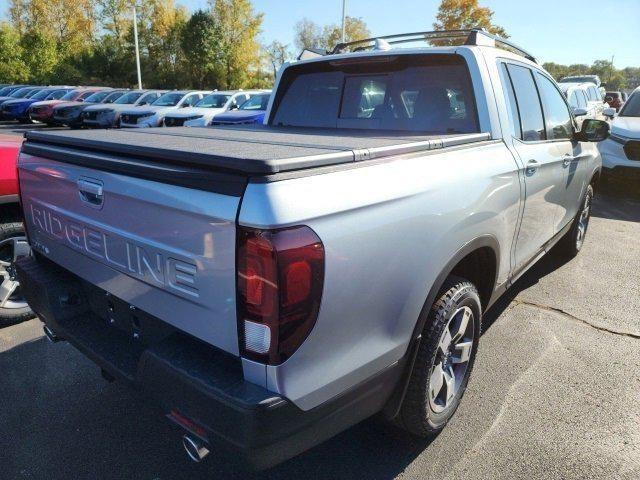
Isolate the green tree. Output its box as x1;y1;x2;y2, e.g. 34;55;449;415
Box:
0;23;28;82
20;29;59;83
433;0;507;37
180;10;221;88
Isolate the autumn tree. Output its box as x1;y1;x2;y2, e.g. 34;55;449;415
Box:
265;40;291;78
293;16;370;53
321;16;370;51
209;0;264;89
144;0;188;87
294;18;322;52
9;0;97;55
96;0;133;39
433;0;507;37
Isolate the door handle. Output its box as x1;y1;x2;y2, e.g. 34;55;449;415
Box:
525;159;539;176
562;154;574;168
77;178;104;209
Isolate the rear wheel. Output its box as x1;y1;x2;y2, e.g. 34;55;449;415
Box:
0;222;35;326
559;184;593;258
396;276;481;437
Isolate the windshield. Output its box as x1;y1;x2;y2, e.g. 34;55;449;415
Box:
10;88;32;98
0;87;13;96
31;89;53;100
240;94;270;110
560;76;597;85
152;92;184;106
272;54;479;133
619;93;640;117
60;90;80;101
85;91;112;103
102;91;125;103
196;94;231;108
115;91;144;104
26;89;43;98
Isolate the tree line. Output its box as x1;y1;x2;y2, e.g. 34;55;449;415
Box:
0;0;272;89
0;0;635;92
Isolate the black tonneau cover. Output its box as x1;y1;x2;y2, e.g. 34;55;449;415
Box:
23;125;491;175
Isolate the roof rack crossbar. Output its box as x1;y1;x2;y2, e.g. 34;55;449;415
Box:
330;28;537;63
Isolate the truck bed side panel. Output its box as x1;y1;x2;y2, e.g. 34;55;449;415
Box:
239;141;521;410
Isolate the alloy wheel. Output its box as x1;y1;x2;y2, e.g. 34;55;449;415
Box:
429;306;475;413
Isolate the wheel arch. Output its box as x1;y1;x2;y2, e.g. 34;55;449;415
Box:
383;234;500;420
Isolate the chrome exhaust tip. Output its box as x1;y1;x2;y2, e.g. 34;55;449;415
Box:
182;434;209;462
43;325;60;343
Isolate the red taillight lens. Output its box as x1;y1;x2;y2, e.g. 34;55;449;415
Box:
237;225;324;365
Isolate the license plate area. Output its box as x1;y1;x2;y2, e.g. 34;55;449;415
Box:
81;281;176;346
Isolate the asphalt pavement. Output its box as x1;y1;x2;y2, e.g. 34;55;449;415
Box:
0;122;638;479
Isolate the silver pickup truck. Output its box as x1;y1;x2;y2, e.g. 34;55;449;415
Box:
15;30;609;469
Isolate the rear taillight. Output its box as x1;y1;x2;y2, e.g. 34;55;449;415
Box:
237;225;324;365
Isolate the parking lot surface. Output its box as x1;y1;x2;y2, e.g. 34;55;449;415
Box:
0;127;638;479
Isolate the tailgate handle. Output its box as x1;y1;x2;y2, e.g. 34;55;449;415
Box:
77;178;104;208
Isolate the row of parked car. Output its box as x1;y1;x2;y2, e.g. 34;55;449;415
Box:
557;74;628;121
0;84;272;128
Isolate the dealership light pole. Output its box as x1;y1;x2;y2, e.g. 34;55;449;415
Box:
133;5;143;89
341;0;346;43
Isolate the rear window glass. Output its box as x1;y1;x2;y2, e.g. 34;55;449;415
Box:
271;54;479;134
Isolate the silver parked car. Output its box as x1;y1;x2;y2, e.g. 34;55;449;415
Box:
15;29;608;469
81;90;166;128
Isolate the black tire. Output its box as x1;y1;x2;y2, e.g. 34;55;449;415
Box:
396;276;482;437
559;184;593;258
0;222;35;327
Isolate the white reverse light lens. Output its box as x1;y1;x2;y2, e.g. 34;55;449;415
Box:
244;320;271;354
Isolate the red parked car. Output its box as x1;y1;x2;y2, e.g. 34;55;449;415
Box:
604;91;624;112
28;88;106;125
0;134;34;324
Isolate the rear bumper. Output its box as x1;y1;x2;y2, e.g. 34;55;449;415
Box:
16;254;399;469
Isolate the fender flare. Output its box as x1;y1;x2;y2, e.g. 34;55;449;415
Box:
383;234;501;419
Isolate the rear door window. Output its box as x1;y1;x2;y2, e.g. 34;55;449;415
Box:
535;73;573;140
577;90;588;108
569;91;579;108
505;64;545;141
271;54;479;133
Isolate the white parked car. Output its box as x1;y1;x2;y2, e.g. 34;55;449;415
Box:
559;74;601;87
119;90;211;128
599;88;640;182
559;82;599;126
168;90;269;127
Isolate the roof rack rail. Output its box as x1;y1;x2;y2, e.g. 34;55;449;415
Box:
329;28;537;63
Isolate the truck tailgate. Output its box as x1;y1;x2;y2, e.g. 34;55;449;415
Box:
18;153;241;355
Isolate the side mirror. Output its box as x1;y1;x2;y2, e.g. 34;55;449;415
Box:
575;118;610;142
572;107;588;117
228;104;239;111
603;107;617;118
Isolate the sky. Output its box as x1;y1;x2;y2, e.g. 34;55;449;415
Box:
182;0;640;68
